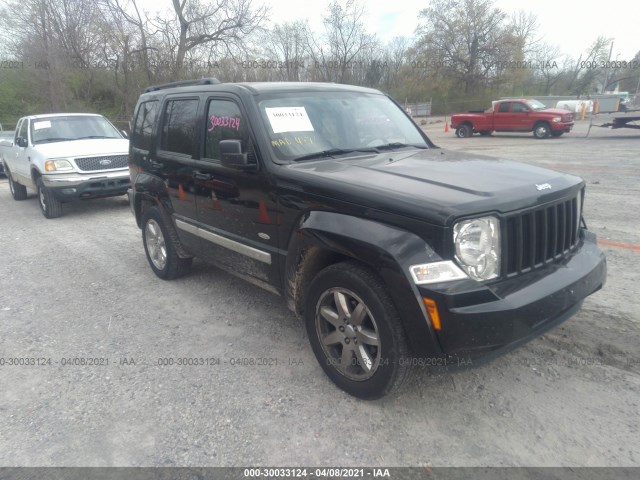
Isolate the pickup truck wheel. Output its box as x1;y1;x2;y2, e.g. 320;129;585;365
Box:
8;171;28;200
304;261;411;399
142;207;192;280
37;178;63;218
455;124;472;138
533;122;551;139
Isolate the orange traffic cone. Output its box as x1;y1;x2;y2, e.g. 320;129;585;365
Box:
257;199;272;224
211;195;221;210
178;183;187;201
444;117;449;133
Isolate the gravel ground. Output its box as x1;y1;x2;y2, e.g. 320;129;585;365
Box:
0;120;638;467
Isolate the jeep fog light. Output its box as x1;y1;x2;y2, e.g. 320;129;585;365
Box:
453;216;500;281
409;261;467;285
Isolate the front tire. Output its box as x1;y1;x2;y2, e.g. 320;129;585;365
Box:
304;261;411;399
455;124;472;138
142;206;193;280
7;169;28;200
37;177;63;218
533;122;551;139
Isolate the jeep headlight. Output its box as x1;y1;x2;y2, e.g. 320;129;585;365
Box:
45;159;73;172
453;216;500;281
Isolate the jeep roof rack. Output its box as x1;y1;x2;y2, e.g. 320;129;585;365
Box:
144;77;221;93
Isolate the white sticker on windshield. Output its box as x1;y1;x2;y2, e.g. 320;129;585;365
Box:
265;107;314;134
33;121;52;130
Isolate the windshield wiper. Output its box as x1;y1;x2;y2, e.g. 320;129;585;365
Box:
74;135;115;140
370;142;428;151
35;137;72;144
293;148;379;162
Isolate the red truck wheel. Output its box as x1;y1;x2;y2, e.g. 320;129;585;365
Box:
533;122;551;139
455;124;472;138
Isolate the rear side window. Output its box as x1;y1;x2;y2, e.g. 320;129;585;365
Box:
132;101;158;150
498;102;510;113
204;99;248;160
160;99;199;157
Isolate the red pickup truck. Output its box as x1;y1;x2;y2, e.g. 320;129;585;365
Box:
451;99;574;139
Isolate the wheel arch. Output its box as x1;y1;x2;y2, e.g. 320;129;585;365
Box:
30;166;42;183
133;174;192;259
132;173;174;228
284;211;444;356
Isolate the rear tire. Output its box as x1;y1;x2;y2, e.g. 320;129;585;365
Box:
7;169;28;201
304;261;412;399
37;177;63;218
455;124;472;138
142;206;193;280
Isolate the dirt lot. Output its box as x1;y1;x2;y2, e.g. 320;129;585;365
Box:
0;120;638;467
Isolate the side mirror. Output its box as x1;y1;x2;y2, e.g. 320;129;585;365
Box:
121;130;129;139
219;139;253;170
16;136;27;148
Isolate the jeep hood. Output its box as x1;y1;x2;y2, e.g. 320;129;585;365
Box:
33;138;129;159
281;148;583;225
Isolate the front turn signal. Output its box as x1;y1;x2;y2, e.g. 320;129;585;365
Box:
423;297;441;331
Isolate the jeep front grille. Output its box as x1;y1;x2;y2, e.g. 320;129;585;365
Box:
75;155;128;171
503;192;582;276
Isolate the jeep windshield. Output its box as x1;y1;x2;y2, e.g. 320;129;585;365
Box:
257;92;429;162
31;116;122;145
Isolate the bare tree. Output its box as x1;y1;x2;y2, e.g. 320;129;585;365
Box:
1;0;106;110
508;10;540;55
307;0;376;83
261;21;309;81
167;0;267;80
100;0;156;84
531;42;566;94
416;0;508;94
567;36;613;95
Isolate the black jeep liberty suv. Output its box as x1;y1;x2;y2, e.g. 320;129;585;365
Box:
128;79;606;399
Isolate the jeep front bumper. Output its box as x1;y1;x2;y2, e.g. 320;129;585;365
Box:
418;230;606;361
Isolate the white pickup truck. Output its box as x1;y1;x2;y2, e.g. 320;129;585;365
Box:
0;113;130;218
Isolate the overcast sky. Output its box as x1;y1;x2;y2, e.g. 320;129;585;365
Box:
142;0;638;61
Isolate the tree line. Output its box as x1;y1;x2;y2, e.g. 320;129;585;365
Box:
0;0;638;126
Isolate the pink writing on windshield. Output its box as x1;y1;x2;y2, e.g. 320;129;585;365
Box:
208;115;241;132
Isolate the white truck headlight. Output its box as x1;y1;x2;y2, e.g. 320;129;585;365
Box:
453;216;500;281
45;159;73;172
551;116;562;123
